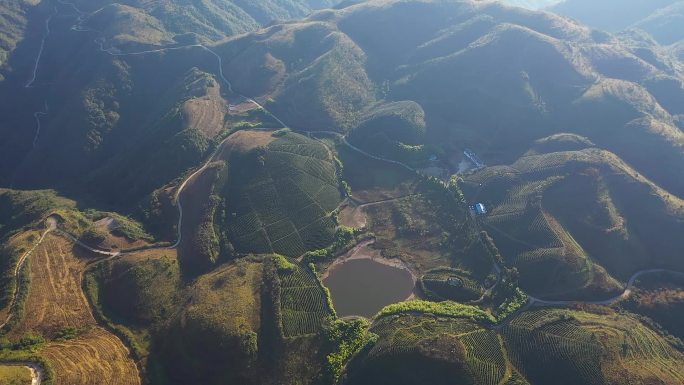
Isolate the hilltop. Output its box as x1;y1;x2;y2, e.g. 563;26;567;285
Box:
3;0;683;207
0;1;683;385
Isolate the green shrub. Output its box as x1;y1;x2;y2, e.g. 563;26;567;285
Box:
271;128;291;137
54;327;84;341
377;300;496;325
303;226;363;262
496;287;529;322
13;333;44;350
323;318;376;383
273;254;296;273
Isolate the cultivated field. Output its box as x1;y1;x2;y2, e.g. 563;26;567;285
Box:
278;263;331;338
355;313;513;385
504;308;684;385
10;234;95;338
219;130;275;154
41;327;141;385
224;132;341;257
8;232;140;385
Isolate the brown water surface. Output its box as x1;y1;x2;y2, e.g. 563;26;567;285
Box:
323;258;415;317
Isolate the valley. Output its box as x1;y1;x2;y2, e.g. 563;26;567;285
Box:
0;1;683;385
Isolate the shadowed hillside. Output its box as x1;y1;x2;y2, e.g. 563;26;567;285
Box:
0;1;683;385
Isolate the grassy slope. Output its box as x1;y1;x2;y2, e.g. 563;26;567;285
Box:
153;256;333;385
158;258;263;384
0;365;33;384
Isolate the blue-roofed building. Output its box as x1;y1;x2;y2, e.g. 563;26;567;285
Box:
475;203;487;215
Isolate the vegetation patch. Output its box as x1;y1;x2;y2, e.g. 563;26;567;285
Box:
377;300;496;325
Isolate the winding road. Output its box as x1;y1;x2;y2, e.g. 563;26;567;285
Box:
529;269;684;307
25;8;55;89
0;217;57;330
11;1;684;382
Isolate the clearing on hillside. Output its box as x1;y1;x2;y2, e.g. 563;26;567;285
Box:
337;145;417;204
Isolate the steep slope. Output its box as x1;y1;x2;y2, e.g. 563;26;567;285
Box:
550;0;679;32
505;308;684;385
4;0;684;207
67;0;342;43
632;1;684;45
462;140;684;300
180;130;341;266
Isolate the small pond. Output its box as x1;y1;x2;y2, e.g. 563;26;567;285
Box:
323;258;415;318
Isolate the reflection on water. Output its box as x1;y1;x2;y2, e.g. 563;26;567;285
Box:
323;258;415;317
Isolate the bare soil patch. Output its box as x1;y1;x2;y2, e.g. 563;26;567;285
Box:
321;240;417;285
220;129;275;155
337;200;367;228
182;82;226;139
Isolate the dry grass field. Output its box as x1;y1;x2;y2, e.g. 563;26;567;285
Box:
181;79;227;139
218;129;275;155
41;327;141;385
0;365;32;385
10;234;95;338
8;233;140;385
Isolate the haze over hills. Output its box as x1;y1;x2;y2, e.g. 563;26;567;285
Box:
0;1;683;385
549;0;682;32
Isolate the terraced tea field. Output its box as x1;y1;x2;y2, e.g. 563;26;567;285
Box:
225;132;341;257
278;263;332;338
360;313;512;385
420;268;484;302
504;308;684;385
460;148;681;299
